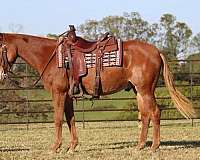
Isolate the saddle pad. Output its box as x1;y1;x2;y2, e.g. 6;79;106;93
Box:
85;39;123;68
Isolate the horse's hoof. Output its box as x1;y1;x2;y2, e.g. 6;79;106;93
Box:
150;145;160;153
137;121;142;129
50;148;61;154
136;143;145;151
67;142;78;153
50;143;61;153
67;148;75;154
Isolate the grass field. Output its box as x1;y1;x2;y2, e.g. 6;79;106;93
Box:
0;120;200;160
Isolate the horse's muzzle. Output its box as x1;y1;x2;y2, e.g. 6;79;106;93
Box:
0;67;7;81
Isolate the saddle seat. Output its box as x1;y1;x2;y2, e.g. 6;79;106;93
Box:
72;32;117;53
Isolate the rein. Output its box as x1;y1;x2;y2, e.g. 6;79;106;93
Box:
0;45;11;71
33;43;59;86
33;36;66;86
33;30;72;86
0;33;11;75
0;44;25;88
0;34;11;72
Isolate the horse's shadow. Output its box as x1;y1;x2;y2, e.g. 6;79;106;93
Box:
82;140;200;152
160;140;200;149
0;147;30;152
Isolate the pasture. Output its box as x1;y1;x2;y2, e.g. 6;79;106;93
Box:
0;121;200;160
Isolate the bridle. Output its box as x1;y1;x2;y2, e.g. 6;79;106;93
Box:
0;31;70;86
0;35;11;80
0;33;34;87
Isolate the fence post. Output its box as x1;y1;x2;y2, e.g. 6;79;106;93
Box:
82;99;85;129
189;60;194;127
25;63;29;130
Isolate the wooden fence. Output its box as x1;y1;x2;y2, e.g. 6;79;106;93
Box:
0;59;199;127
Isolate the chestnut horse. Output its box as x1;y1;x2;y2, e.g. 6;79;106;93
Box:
0;33;195;152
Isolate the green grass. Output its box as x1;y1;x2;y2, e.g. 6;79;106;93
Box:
0;121;200;160
16;89;51;100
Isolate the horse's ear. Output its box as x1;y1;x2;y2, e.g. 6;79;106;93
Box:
67;25;77;43
69;25;76;31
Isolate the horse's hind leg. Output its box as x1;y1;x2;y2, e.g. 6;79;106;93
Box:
136;92;150;150
150;101;160;152
136;88;160;151
64;95;78;152
131;86;142;129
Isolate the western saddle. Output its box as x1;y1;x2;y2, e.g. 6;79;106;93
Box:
57;25;119;98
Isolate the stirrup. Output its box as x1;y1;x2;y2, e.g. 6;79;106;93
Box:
73;85;80;95
93;89;100;98
68;83;83;98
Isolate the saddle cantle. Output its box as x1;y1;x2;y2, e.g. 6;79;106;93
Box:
56;25;123;98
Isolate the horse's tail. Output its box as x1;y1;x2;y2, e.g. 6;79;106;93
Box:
159;53;196;119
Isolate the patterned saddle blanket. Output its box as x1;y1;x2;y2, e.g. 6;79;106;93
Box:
57;39;123;69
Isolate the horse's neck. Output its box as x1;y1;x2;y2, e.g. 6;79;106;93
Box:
10;34;56;74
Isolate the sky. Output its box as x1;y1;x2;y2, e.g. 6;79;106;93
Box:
0;0;200;36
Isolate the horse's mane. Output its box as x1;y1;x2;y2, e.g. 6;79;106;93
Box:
1;32;57;42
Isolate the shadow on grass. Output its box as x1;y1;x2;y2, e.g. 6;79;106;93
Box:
0;147;30;152
81;141;136;151
81;140;200;152
160;140;200;148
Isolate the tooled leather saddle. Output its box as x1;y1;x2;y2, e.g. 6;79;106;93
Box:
57;25;122;98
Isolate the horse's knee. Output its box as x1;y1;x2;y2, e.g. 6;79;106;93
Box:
151;106;161;124
54;120;63;128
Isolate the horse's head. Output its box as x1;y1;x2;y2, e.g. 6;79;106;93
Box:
0;33;18;81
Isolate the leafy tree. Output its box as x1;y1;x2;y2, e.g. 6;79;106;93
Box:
191;33;200;54
158;14;192;60
9;23;24;33
177;53;200;83
77;12;194;61
78;12;159;43
174;22;192;59
122;12;158;41
78;20;100;40
46;33;58;39
99;15;125;39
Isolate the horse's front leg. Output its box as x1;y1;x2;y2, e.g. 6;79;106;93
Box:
51;91;66;153
64;95;78;152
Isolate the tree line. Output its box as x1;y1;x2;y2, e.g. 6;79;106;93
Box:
76;12;200;61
